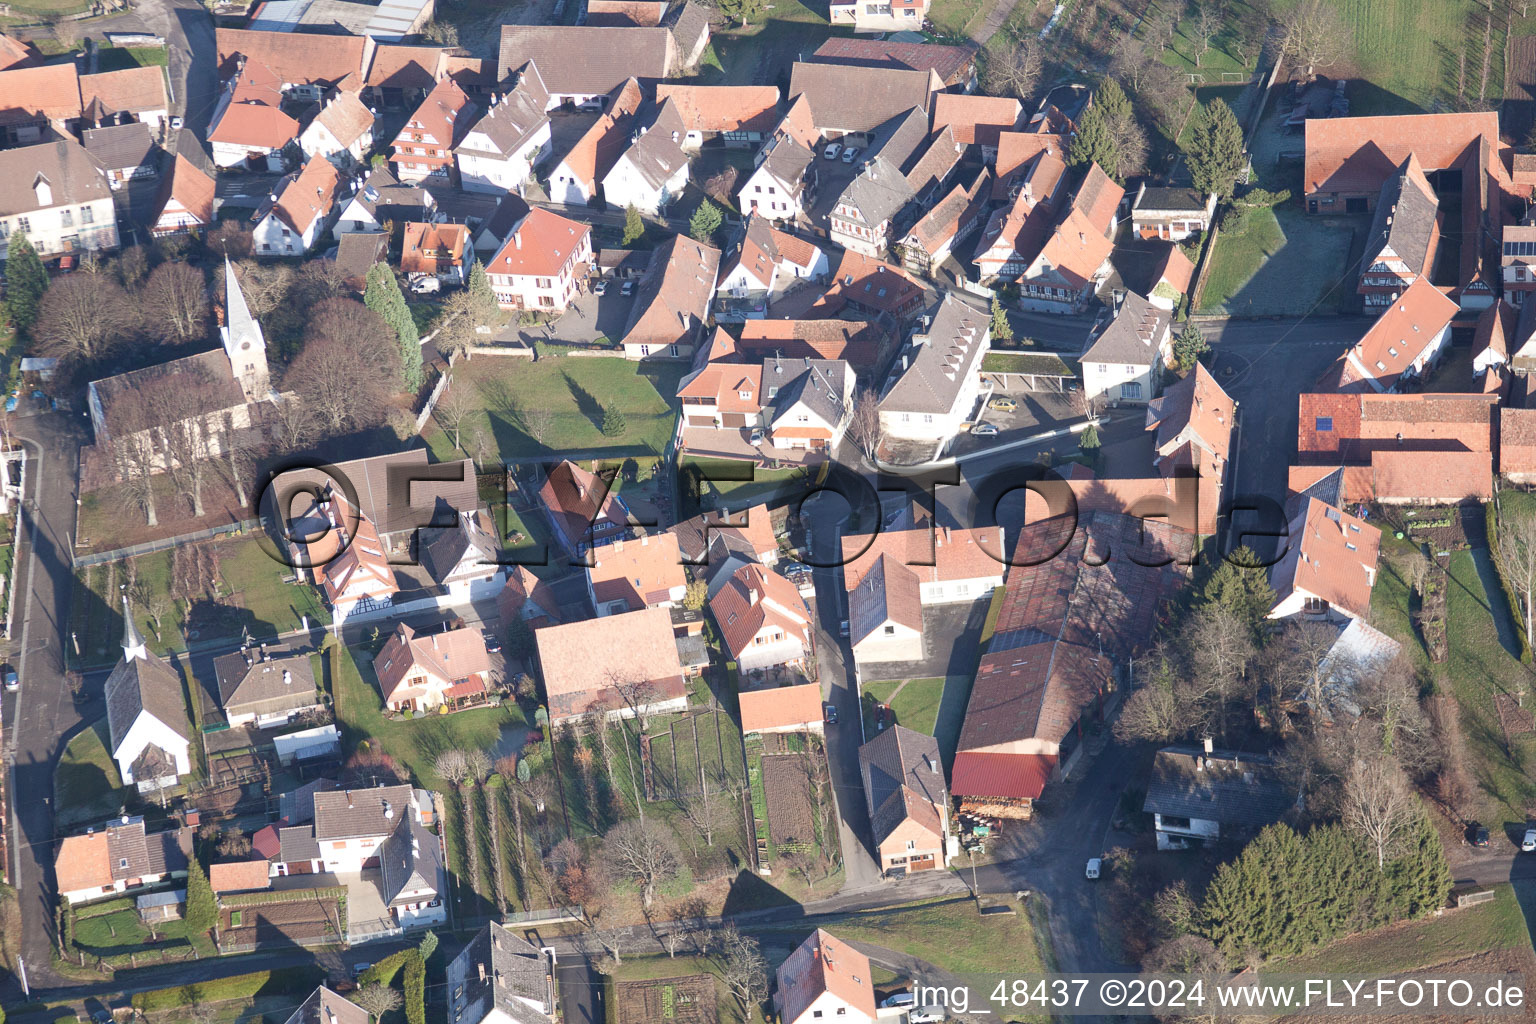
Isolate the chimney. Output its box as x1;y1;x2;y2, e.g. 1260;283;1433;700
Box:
347;791;354;808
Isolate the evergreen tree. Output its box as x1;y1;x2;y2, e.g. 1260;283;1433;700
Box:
1078;422;1101;455
602;406;627;437
622;204;645;245
1385;808;1452;919
990;295;1013;344
1186;99;1247;202
1174;324;1209;370
468;260;495;306
1199;547;1275;643
1068;102;1117;174
184;858;217;935
365;264;422;392
690;199;723;244
3;232;48;335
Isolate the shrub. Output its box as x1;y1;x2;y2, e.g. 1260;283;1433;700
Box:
131;968;324;1011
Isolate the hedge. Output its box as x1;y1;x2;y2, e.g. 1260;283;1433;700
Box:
1488;501;1535;664
220;885;346;908
131;967;324;1011
357;948;424;1024
72;896;137;920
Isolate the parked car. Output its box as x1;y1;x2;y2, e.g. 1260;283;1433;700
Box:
1085;857;1102;880
410;276;440;294
909;1008;946;1024
1523;829;1536;853
838;619;850;638
352;962;374;977
1467;822;1490;847
593;279;608;296
2;665;17;692
749;427;765;446
823;702;838;725
881;992;915;1010
971;422;998;436
483;630;502;654
621;280;636;297
823;142;842;160
988;396;1019;412
841;146;861;164
576;100;604;113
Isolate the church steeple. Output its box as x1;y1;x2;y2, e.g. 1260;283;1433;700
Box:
122;594;147;663
221;257;270;401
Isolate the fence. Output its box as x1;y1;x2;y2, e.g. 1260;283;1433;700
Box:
502;905;582;926
73;516;260;569
414;368;453;433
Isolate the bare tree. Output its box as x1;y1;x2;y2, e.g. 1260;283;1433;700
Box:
1190;0;1226;68
1498;506;1536;647
603;818;680;911
1281;0;1352;77
142;261;210;344
1342;755;1418;869
520;403;556;447
1110;33;1156;93
1356;657;1438;779
846;387;882;461
547;838;621;960
1114;644;1203;743
209;222;254;261
352;984;402;1019
716;927;768;1008
435;381;477;452
1429;695;1473;810
33;274;134;362
1268;619;1343;715
984;37;1044;102
285;299;401;433
677;785;729;852
1184;604;1256;741
431;285;502;359
434;749;469;786
269;397;317;452
217;417;258;508
146;364;228;518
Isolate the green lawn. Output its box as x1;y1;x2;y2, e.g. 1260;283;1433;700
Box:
694;1;830;87
1198;205;1357;315
861;678;945;737
1269;0;1506;113
605;954;766;1024
427;356;683;461
331;644;525;789
680;458;816;515
928;0;991;37
1278;882;1530;974
779;897;1050;977
96;45;169;71
55;719;129;830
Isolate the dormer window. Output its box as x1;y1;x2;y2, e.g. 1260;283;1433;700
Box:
33;175;51;207
739;389;751;400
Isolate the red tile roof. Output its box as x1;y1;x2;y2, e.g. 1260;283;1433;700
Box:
80;66;167;118
271;155;340;233
1154;244;1195;295
993;131;1066;200
0;62;82;125
401;222;469;275
1271;498;1380;620
217;27;368;88
736;320;887;369
654;84;781;133
1298;391;1496;458
374;623;492;706
816;249;925;317
210;102;300;150
710;563;811;661
587;533;686;612
1503;408;1536;474
842;525;1004;590
1370;448;1492;502
210;860;272;893
677;361;763;412
1304;112;1506;196
399;77;476;150
1335;277;1460;391
487;206;591;279
535;606;686;719
776;930;877;1024
155;153;216;229
931;92;1021;146
951;749;1056;801
739;682;822;734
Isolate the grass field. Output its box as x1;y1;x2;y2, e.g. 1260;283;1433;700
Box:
1161;0;1263;78
605;954;766;1024
780;897;1050;976
1278;882;1531;974
861;677;945;737
693;0;830;87
427;356;683;462
55;720;129;830
680;458;812;514
928;0;992;37
1198;206;1357;315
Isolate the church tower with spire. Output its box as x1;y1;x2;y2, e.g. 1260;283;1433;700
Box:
121;594;147;662
221;258;270;402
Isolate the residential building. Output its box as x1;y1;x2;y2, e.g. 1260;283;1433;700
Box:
715;215;829;319
1357;155;1439;308
496;25;674;106
0;140;118;263
586;533;687;615
774;930;877;1024
374;622;494;713
828;0;930;34
981;162;1123;311
1143;745;1295;850
859;725;949;873
1267;497;1381;622
213;646;321;728
299;491;401;618
669;504;780;574
760;356;855;451
901;169;991;276
535;606;689;723
546;78;643;205
79;66;168;133
335;232;390;293
1504;408;1536;483
455;60;551;194
931;92;1021;160
602;100;690;215
739;682;823;735
498;565;563;628
1080;292;1172;406
362;43;448;108
842;523;1005;607
539;460;633;556
1308;619;1403;724
1474;298;1515;376
618;234;720;359
810;35;978;91
668;2;714;70
1146;362;1237;534
82;123;159;191
737;320;888;376
0;33;41;73
208;98;300;171
736;95;819;223
951;511;1190;819
216;29;369;101
400;222;473;286
446;923;558;1024
815;249;926;321
297;90;375;169
1129;183;1217;241
282;989;370;1024
710;562;813;673
1314;276;1459;393
417;506;502;604
786;61;940;141
990;131;1067;202
54;816;191;905
1504;219;1536;306
335;167;435;235
253;155;340;256
654;84;781;149
484;206;592;312
210;860;273;895
878;293;991;445
471;192;532;252
677;359;764;431
0;62;81;145
848;554;923;664
392;77;477;182
105;602;192;792
1145;243;1196;311
309;784;431;873
150;132;217;237
829;150;918;257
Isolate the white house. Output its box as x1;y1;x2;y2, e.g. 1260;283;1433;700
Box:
310;784;432;873
208;101;299;171
1144;745;1295;850
736;96;818;223
375;622;494;713
418;508;504;605
104;601;191;792
1268;498;1382;623
1080;292;1172;406
775;930;877;1024
0;141;119;263
447;924;557;1024
715;215;829;320
297;91;375;170
252;155;340;257
485;206;592;312
846;555;924;664
455;61;551;194
1317;276;1459;393
602;102;689;216
54;816;190;906
334;166;434;236
151;133;217;238
877;293;990;445
1129;183;1217;241
710;563;813;674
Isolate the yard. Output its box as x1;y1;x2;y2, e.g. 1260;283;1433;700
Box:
55;720;131;831
425;355;683;462
692;1;830;87
1197;203;1358;315
679;458;817;516
607;955;764;1024
1159;0;1265;79
69;894;212;967
860;677;945;737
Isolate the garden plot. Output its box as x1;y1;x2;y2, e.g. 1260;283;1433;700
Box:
761;753;817;850
613;973;718;1024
